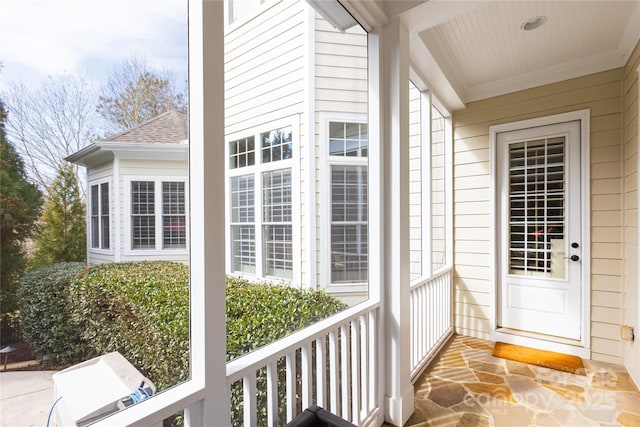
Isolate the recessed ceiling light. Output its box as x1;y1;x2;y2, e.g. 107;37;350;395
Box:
521;16;547;31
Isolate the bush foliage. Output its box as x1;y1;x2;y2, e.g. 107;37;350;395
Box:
226;277;347;425
69;261;190;391
17;262;87;367
226;276;347;360
19;261;348;423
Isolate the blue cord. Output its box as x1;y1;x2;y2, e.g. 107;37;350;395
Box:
128;386;152;403
46;396;63;427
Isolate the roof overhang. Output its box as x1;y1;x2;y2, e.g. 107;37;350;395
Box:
65;141;189;168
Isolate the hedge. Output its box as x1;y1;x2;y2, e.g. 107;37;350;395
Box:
69;261;190;392
226;277;348;425
20;261;348;425
17;262;87;367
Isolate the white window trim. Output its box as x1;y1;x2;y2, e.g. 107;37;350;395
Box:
123;175;190;256
319;111;369;294
489;109;591;357
224;0;281;30
225;115;301;285
88;177;113;256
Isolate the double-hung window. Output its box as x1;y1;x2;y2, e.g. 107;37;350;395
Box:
89;180;110;251
128;177;188;252
324;118;368;288
228;125;294;280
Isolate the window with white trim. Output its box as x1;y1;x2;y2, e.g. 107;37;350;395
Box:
90;181;110;250
328;121;368;284
228;125;294;280
128;178;188;251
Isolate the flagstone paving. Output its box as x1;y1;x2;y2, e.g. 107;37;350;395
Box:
398;335;640;426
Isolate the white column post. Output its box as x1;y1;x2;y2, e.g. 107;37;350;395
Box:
187;0;229;423
381;18;414;427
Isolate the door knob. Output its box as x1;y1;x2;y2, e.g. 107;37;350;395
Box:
571;242;579;248
570;255;580;262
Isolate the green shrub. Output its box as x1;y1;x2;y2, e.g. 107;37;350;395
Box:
226;277;348;360
17;262;87;367
226;277;348;426
70;261;190;392
19;260;347;425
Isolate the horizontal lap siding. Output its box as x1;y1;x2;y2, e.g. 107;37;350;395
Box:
623;42;640;379
314;16;368;290
453;69;625;362
225;0;305;135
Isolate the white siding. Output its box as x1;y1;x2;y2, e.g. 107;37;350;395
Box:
225;0;306;136
313;15;368;294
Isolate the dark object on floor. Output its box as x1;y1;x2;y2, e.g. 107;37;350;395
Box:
286;405;357;427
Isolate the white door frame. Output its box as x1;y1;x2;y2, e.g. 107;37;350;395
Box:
489;109;591;358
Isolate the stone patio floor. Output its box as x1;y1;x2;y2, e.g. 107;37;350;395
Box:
398;335;640;427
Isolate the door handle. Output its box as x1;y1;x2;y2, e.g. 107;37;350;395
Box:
570;255;580;262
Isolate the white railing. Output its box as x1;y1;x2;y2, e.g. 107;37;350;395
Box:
410;266;454;379
226;301;381;427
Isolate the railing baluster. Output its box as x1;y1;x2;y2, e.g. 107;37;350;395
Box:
286;352;296;422
266;362;278;427
243;372;257;427
329;329;340;415
359;314;368;418
301;343;313;410
340;324;351;421
350;319;361;424
368;310;377;414
409;268;454;379
315;336;327;408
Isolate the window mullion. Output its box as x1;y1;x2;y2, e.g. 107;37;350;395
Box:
156;180;163;250
256;170;264;278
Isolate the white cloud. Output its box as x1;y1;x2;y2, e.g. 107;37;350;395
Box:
0;0;188;89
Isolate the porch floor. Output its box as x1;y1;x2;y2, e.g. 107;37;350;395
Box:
401;335;640;426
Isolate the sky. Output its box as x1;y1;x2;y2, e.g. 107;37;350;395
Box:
0;0;189;91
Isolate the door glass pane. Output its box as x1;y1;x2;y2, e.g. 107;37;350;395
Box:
508;137;566;279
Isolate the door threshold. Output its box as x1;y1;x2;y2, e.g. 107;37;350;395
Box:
491;328;590;359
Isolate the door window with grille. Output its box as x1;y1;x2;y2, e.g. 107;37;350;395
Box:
508;137;566;279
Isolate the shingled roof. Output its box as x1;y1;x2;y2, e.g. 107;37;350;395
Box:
102;110;188;144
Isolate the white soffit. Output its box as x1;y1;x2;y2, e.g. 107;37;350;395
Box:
409;0;640;105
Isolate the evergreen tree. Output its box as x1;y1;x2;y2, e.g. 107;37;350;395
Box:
0;100;43;312
31;164;86;269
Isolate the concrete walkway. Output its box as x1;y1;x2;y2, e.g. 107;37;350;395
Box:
0;371;55;427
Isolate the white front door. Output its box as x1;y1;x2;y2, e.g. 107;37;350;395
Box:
496;120;582;340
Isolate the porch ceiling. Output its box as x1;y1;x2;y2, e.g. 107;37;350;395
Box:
395;0;640;110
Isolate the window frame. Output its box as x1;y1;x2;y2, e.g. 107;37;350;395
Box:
224;0;279;28
88;177;112;255
225;116;300;285
124;175;190;256
319;112;369;294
